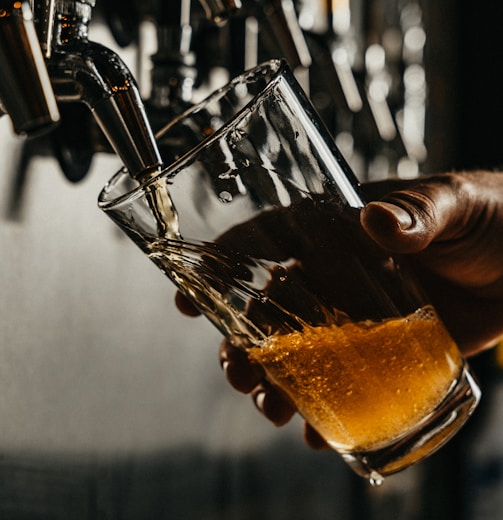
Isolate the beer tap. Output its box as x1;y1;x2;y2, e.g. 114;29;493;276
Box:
0;0;60;137
44;0;162;179
147;0;197;122
196;0;311;72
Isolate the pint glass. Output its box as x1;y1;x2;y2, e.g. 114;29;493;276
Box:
98;59;480;483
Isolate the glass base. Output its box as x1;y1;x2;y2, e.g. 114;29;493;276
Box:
341;363;481;482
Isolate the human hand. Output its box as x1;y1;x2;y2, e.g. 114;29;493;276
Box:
361;171;503;357
176;170;503;448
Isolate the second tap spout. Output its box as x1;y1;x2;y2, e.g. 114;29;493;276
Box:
0;0;60;137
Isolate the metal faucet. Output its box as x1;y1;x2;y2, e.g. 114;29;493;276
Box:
1;0;162;179
0;0;60;137
1;0;428;185
148;0;197;118
44;0;162;179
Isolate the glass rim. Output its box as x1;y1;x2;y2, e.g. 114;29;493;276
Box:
98;58;287;211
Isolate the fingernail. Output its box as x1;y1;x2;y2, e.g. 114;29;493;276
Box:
254;390;266;411
379;202;413;230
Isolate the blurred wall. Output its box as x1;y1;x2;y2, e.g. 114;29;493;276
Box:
423;0;503;173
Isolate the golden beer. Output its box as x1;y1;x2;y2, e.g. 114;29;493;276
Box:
249;305;463;452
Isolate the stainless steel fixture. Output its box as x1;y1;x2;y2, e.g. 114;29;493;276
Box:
0;0;429;183
1;0;162;179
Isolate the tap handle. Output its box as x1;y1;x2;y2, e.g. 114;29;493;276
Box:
0;0;60;136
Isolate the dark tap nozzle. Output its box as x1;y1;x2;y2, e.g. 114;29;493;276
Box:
198;0;242;24
148;0;197;114
47;0;162;179
0;0;60;137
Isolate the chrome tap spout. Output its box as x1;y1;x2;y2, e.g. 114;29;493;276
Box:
47;0;162;179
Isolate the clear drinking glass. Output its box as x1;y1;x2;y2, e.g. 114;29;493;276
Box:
98;59;480;484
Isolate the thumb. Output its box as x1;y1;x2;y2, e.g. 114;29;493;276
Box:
360;175;461;254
